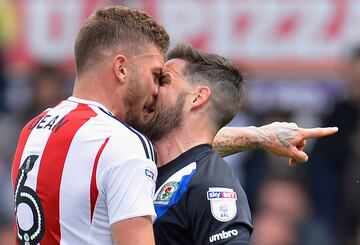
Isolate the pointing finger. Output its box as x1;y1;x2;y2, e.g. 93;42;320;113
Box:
301;127;338;139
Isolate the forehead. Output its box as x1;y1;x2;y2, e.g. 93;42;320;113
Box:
131;46;165;70
164;58;187;74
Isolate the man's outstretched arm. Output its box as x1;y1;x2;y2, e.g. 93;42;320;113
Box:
213;122;338;166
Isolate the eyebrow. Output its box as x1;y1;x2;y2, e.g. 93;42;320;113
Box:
153;67;163;75
160;72;170;79
165;65;181;77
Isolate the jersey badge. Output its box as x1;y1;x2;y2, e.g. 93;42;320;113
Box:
154;181;179;205
207;187;237;222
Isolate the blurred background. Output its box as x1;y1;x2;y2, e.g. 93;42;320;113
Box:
0;0;359;244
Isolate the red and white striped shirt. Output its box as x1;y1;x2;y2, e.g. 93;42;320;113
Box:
12;97;158;245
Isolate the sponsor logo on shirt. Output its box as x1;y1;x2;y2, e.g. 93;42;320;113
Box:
154;181;179;205
145;168;156;182
207;190;237;200
209;229;239;243
207;187;237;222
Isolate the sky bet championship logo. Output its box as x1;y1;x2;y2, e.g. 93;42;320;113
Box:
207;187;237;222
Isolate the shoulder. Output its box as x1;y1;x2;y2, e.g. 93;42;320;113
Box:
191;150;235;186
187;150;252;224
189;151;245;201
82;106;156;163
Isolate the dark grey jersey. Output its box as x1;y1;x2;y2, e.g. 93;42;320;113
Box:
154;144;253;245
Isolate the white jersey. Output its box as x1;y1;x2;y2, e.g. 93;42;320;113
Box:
12;97;158;245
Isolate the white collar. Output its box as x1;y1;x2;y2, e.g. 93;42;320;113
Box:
67;96;114;116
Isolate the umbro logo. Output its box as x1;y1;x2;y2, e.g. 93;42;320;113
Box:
209;229;238;243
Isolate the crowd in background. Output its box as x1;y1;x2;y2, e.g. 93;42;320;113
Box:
224;47;360;245
1;1;360;245
1;46;359;245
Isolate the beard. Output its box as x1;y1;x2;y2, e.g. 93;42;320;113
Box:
123;96;140;129
139;92;187;142
123;72;142;128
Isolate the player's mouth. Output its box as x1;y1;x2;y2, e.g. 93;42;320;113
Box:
143;103;155;119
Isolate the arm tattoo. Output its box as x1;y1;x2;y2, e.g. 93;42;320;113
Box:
214;127;274;157
274;128;295;148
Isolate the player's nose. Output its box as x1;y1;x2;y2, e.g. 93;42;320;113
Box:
153;84;159;96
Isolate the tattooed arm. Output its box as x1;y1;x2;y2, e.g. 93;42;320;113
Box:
213;122;338;166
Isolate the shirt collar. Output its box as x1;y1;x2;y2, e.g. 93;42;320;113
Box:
67;96;114;116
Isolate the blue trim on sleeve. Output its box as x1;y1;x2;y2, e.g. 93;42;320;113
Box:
155;169;196;219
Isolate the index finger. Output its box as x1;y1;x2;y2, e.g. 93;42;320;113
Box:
301;127;338;139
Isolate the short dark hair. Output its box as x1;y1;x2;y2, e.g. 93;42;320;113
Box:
167;43;244;129
75;5;170;74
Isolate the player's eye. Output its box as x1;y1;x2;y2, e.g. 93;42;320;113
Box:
153;73;161;85
159;74;170;86
159;76;166;86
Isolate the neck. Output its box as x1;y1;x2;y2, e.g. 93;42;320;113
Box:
155;117;215;167
72;71;125;120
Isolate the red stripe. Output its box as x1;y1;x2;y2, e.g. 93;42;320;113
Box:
90;137;110;221
12;111;48;187
14;222;19;245
36;104;97;244
12;111;48;244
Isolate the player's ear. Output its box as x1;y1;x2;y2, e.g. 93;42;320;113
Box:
190;86;211;110
113;55;127;84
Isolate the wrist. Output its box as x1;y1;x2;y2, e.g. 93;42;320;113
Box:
251;125;272;150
